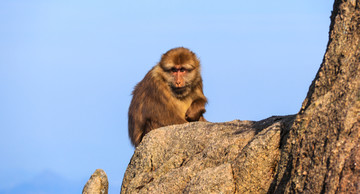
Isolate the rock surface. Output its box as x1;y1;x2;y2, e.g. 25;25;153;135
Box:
121;116;296;193
272;0;360;193
121;116;295;193
120;0;359;193
82;169;108;194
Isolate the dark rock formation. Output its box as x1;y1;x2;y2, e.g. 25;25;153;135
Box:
120;0;359;193
272;0;360;192
82;169;108;194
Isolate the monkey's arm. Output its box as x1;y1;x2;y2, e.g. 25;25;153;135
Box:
185;98;207;122
199;115;207;122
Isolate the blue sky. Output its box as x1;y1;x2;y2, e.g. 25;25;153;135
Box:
0;1;333;193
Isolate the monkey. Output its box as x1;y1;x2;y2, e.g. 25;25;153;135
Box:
128;47;207;147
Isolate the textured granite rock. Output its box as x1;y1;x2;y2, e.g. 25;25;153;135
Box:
121;116;295;193
82;169;108;194
271;0;360;193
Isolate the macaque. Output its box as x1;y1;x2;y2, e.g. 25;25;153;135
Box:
128;47;207;147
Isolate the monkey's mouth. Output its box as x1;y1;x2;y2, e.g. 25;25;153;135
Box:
172;86;188;94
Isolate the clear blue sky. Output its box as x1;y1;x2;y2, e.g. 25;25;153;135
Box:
0;1;333;193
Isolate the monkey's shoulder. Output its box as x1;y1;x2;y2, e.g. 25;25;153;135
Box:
131;71;170;102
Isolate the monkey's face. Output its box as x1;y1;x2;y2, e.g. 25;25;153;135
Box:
158;47;201;98
161;63;199;98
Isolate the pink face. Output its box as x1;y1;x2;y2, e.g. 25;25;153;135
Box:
171;65;188;88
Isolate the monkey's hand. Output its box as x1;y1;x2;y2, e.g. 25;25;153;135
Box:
185;99;206;122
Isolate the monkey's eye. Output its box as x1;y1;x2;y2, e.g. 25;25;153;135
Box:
170;68;177;72
180;68;186;72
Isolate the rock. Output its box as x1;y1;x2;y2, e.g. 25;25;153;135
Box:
233;121;283;193
120;0;359;193
82;169;108;194
121;116;295;193
271;0;360;193
183;163;235;193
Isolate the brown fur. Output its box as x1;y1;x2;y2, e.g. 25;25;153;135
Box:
128;47;207;147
